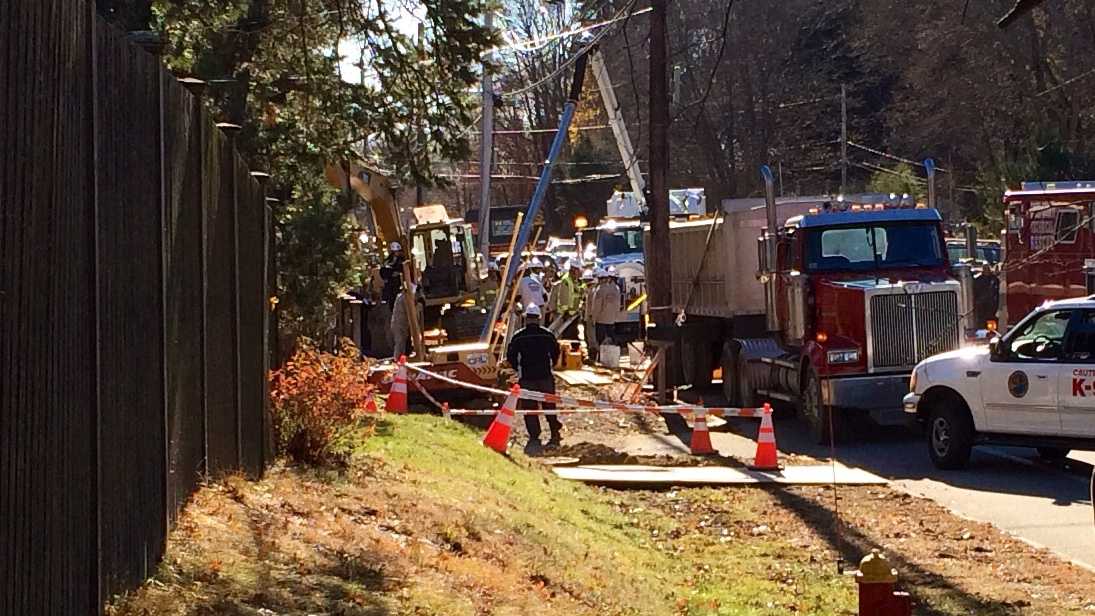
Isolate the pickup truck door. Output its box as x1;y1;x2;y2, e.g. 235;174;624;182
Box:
1057;309;1095;437
980;308;1072;434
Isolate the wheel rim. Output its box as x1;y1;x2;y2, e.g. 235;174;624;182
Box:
931;417;951;457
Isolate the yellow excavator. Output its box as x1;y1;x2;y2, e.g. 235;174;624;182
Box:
326;161;503;398
325;161;488;335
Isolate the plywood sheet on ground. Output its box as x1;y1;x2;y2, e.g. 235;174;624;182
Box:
556;369;614;385
553;464;888;486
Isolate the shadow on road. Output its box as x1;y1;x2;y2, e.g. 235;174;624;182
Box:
717;414;1094;507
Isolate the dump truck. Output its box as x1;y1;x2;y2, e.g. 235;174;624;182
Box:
658;166;974;442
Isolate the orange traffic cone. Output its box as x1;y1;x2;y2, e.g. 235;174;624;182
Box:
751;403;780;470
364;392;380;414
387;355;409;414
483;385;520;454
689;407;717;455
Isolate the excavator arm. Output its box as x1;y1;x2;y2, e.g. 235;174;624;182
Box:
324;161;405;246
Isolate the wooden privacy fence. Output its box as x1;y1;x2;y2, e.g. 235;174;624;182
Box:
1;1;274;613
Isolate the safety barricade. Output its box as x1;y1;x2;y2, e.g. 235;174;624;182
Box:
399;362;780;463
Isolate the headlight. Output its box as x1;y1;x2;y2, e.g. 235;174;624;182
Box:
826;349;860;364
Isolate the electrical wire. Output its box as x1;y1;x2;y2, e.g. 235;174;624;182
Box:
491;6;653;55
497;0;639;99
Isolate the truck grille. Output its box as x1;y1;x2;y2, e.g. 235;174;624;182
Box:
869;291;960;370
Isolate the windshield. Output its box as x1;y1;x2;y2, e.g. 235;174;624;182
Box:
806;222;944;272
597;228;643;259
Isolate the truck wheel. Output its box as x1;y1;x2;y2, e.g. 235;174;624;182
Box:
692;341;713;389
1036;447;1070;462
680;337;712;388
801;366;841;444
720;344;741;406
927;402;974;470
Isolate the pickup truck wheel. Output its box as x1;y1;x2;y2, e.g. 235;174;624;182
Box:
1036;447;1070;461
927;403;974;470
801;366;840;444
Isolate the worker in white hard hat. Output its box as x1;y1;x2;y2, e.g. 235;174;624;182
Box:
588;267;621;363
379;241;406;309
506;303;562;454
517;259;547;312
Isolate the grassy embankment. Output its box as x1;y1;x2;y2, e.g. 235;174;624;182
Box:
108;414;855;615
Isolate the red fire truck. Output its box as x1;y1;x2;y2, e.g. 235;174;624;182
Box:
660;166;974;442
999;181;1095;328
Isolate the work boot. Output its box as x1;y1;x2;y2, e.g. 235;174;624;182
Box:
545;435;562;451
524;439;544;456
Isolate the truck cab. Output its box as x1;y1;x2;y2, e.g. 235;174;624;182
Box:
999;181;1095;329
751;207;970;441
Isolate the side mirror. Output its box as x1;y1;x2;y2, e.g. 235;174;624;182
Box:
988;336;1002;360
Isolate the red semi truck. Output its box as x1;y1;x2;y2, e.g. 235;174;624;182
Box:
658;166;974;442
998;181;1095;329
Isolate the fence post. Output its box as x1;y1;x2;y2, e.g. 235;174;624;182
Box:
251;171;271;472
129;26;172;557
180;78;209;477
88;3;103;610
216;122;243;470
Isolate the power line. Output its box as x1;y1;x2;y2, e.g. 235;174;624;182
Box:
847;141;951;173
497;0;639;99
491;6;653;55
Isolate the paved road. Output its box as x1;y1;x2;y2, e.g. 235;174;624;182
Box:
594;394;1095;571
743;417;1095;571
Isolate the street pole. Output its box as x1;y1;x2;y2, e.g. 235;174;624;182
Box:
840;83;848;194
477;9;495;262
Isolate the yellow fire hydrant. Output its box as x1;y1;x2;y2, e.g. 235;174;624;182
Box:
856;550;911;616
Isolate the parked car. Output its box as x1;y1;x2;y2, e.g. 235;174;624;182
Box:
905;296;1095;469
946;238;1001;265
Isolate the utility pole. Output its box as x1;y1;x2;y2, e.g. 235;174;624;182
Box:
648;0;680;422
647;0;671;329
477;9;495;262
840;83;848;194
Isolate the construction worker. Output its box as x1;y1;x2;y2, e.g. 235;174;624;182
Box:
506;304;561;455
589;267;621;361
481;260;502;305
390;284;423;359
580;268;597;358
379;241;405;309
516;260;547;311
549;260;583;338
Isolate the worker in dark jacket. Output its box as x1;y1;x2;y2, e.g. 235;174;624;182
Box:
379;241;405;309
506;304;562;454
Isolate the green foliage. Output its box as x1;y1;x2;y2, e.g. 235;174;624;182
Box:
141;0;496;339
865;163;924;201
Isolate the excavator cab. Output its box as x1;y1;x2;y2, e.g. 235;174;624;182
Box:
408;220;481;306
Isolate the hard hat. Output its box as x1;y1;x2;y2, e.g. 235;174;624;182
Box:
581;269;594;281
487;261;500;272
594;267;608;278
389;241;402;251
524;304;542;318
567;259;580;270
607;266;619;277
530;257;544;269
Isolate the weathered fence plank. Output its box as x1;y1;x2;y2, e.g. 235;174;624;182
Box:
1;1;272;612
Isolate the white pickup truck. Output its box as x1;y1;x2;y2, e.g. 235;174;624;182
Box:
905;296;1095;469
